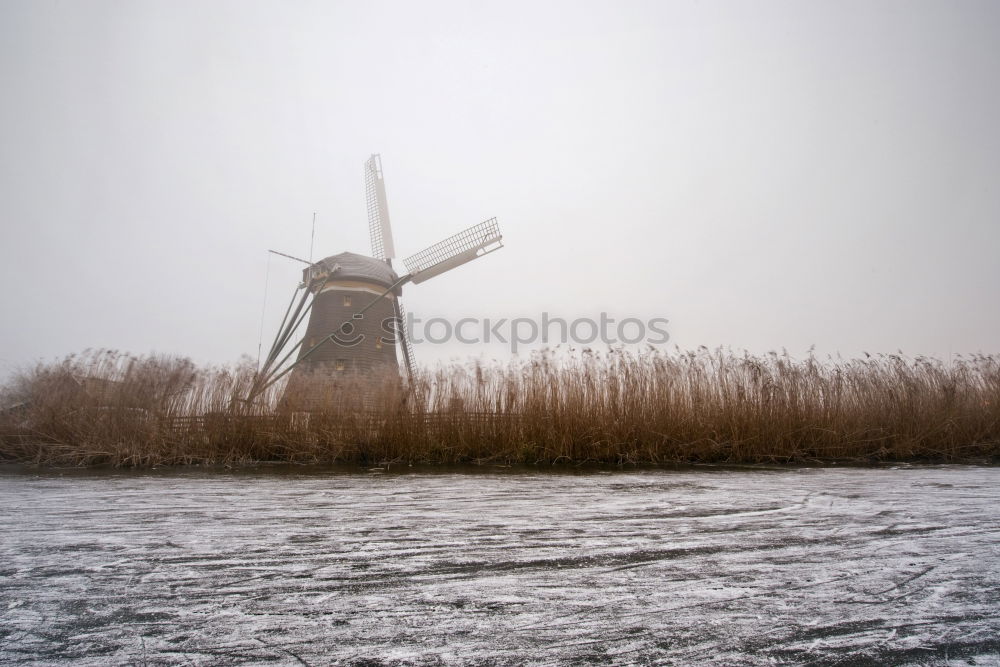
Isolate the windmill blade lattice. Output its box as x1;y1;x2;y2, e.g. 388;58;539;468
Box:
403;218;503;284
365;154;396;260
392;296;417;382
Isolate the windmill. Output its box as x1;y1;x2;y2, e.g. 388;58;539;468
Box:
249;154;503;409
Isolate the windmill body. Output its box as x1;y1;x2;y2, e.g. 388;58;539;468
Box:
254;154;503;411
296;252;401;375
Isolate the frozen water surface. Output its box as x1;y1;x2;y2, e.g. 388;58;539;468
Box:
1;465;998;665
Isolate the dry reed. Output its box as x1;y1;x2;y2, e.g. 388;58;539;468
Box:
1;348;997;467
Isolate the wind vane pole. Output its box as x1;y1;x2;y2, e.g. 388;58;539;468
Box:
309;211;317;263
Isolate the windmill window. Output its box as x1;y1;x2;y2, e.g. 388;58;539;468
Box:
343;295;352;307
335;359;345;371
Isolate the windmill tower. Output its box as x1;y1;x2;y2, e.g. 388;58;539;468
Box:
251;154;503;410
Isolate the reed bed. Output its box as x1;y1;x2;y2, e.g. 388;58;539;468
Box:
1;348;997;467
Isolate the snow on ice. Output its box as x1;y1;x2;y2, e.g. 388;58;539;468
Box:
1;465;998;665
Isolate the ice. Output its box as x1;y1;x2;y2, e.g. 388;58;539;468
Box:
0;465;998;665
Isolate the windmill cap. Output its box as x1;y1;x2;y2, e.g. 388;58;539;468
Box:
306;251;400;289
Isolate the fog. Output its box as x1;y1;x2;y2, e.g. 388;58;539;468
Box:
2;0;998;377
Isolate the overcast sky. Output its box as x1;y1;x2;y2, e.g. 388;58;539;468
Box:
1;0;998;376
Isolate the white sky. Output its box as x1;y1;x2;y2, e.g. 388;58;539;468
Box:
1;0;998;376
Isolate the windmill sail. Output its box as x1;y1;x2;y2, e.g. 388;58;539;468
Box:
365;154;396;260
392;296;416;382
403;218;503;284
